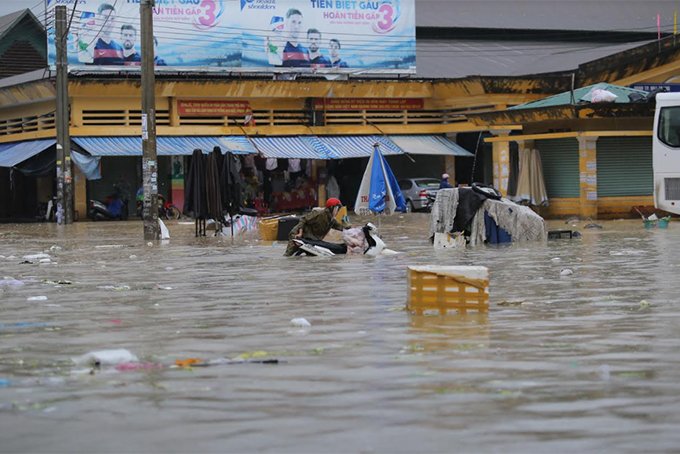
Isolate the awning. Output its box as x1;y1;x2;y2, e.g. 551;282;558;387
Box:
72;136;256;156
0;139;56;167
250;136;330;159
317;136;403;158
388;135;475;157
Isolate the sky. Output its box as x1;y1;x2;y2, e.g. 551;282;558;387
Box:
0;0;45;18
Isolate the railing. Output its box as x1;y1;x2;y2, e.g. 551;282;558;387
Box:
0;106;491;136
0;112;56;136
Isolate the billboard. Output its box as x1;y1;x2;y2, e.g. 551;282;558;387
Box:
46;0;415;74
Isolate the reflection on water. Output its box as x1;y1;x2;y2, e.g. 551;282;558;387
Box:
1;216;680;452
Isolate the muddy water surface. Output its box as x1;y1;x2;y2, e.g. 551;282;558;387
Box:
1;215;679;452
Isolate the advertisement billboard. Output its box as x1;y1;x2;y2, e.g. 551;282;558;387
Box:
46;0;415;74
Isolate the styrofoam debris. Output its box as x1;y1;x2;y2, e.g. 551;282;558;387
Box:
290;317;311;328
73;349;139;367
27;296;48;301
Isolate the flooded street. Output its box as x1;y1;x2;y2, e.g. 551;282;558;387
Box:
1;215;679;452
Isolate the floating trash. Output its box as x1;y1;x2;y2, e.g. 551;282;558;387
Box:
0;278;24;287
175;358;204;368
27;296;48;301
0;322;49;330
22;253;51;262
560;268;574;276
97;284;131;291
290;317;311;328
115;362;163;372
73;349;139;367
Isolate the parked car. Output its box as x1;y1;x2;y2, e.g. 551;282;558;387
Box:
398;178;441;212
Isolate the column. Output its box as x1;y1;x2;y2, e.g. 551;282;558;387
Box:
577;136;598;219
490;129;510;196
444;133;457;184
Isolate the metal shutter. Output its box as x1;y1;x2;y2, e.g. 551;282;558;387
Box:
536;138;580;198
596;137;653;196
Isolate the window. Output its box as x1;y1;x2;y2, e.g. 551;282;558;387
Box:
658;106;680;148
399;180;412;190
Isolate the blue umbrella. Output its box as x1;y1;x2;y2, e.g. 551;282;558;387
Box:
355;144;406;215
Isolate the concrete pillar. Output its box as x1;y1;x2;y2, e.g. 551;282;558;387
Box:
444;133;457;184
577;136;598;219
313;160;327;207
490;130;510;196
73;164;87;221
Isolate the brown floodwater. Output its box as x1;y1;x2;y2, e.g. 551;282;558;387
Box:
0;214;679;452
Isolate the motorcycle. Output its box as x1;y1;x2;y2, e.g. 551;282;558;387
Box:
292;223;394;257
136;194;181;220
88;196;129;221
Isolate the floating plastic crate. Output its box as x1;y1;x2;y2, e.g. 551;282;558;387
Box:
548;229;574;239
407;265;489;314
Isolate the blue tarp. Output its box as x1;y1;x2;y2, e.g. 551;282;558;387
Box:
250;137;330;159
70;135;471;159
316;136;403;159
0;139;55;167
73;136;257;156
388;135;474;157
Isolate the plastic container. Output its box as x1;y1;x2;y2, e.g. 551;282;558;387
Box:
643;219;656;229
258;217;279;241
277;216;300;241
407;265;489;315
658;217;670;229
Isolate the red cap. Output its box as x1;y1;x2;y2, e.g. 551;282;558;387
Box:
325;198;342;209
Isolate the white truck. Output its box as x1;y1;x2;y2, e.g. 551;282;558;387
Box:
653;92;680;215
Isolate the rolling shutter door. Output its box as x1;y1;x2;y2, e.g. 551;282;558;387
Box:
535;138;579;198
596;137;653;196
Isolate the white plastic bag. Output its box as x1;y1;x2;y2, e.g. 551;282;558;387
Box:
342;227;368;254
589;88;617;103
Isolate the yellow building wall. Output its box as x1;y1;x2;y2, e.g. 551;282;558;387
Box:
598;196;655;219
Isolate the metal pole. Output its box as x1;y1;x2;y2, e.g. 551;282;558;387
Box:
140;0;160;240
55;6;73;224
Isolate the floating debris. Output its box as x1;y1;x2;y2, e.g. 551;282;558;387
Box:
73;349;139;367
290;317;311;328
560;268;574;276
27;296;48;301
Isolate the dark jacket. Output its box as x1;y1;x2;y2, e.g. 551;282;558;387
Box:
284;208;345;256
289;208;343;241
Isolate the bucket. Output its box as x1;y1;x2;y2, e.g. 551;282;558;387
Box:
643;219;656;229
658;217;670;229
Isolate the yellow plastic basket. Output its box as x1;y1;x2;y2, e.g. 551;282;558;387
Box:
258;217;279;241
407;265;489;314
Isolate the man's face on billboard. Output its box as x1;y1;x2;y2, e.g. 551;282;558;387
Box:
99;8;115;36
121;28;136;50
286;13;302;42
308;32;321;52
329;40;340;58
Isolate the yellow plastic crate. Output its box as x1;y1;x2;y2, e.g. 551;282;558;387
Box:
407;265;489;314
258;217;279;241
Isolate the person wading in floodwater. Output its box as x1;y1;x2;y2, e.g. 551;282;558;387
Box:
284;198;350;256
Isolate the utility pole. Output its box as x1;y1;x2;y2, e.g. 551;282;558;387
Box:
140;0;160;240
55;6;73;224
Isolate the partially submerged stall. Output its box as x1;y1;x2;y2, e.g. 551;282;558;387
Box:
429;187;546;247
